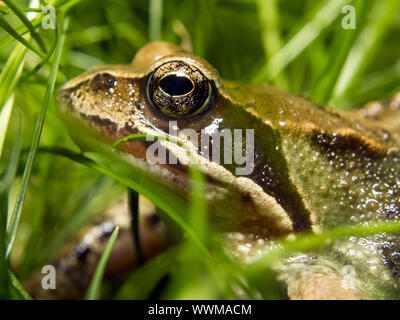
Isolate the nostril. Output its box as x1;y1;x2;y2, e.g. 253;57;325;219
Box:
92;73;117;90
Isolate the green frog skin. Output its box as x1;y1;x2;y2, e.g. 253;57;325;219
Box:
53;41;400;299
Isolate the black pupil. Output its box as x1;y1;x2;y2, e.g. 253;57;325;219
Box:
159;74;194;96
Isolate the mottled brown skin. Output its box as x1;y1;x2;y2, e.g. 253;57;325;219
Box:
54;42;400;299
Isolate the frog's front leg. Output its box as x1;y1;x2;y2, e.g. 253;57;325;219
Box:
277;261;362;300
24;196;173;299
270;251;369;300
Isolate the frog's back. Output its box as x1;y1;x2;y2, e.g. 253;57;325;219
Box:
226;82;400;297
225;82;400;151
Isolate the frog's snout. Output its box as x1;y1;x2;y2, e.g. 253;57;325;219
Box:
56;79;89;114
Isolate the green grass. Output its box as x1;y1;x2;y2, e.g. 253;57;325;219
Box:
0;0;400;300
85;225;119;300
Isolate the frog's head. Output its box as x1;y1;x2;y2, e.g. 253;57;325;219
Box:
57;41;224;129
56;42;242;176
57;41;295;237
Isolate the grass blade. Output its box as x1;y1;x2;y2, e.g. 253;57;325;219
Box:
349;58;400;104
85;226;120;300
0;0;80;50
256;0;288;89
37;144;208;258
149;0;163;41
36;176;118;264
0;109;22;194
112;133;183;149
0;16;43;57
9;270;32;300
254;0;348;83
0;96;14;158
0;185;9;298
310;0;368;104
2;0;47;53
6;15;69;257
22;26;58;81
331;0;400;106
114;246;179;299
188;165;207;243
0;43;26;113
248;221;400;273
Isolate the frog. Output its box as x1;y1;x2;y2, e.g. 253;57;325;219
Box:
53;41;400;300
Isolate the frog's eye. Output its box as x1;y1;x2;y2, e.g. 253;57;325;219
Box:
146;61;214;118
